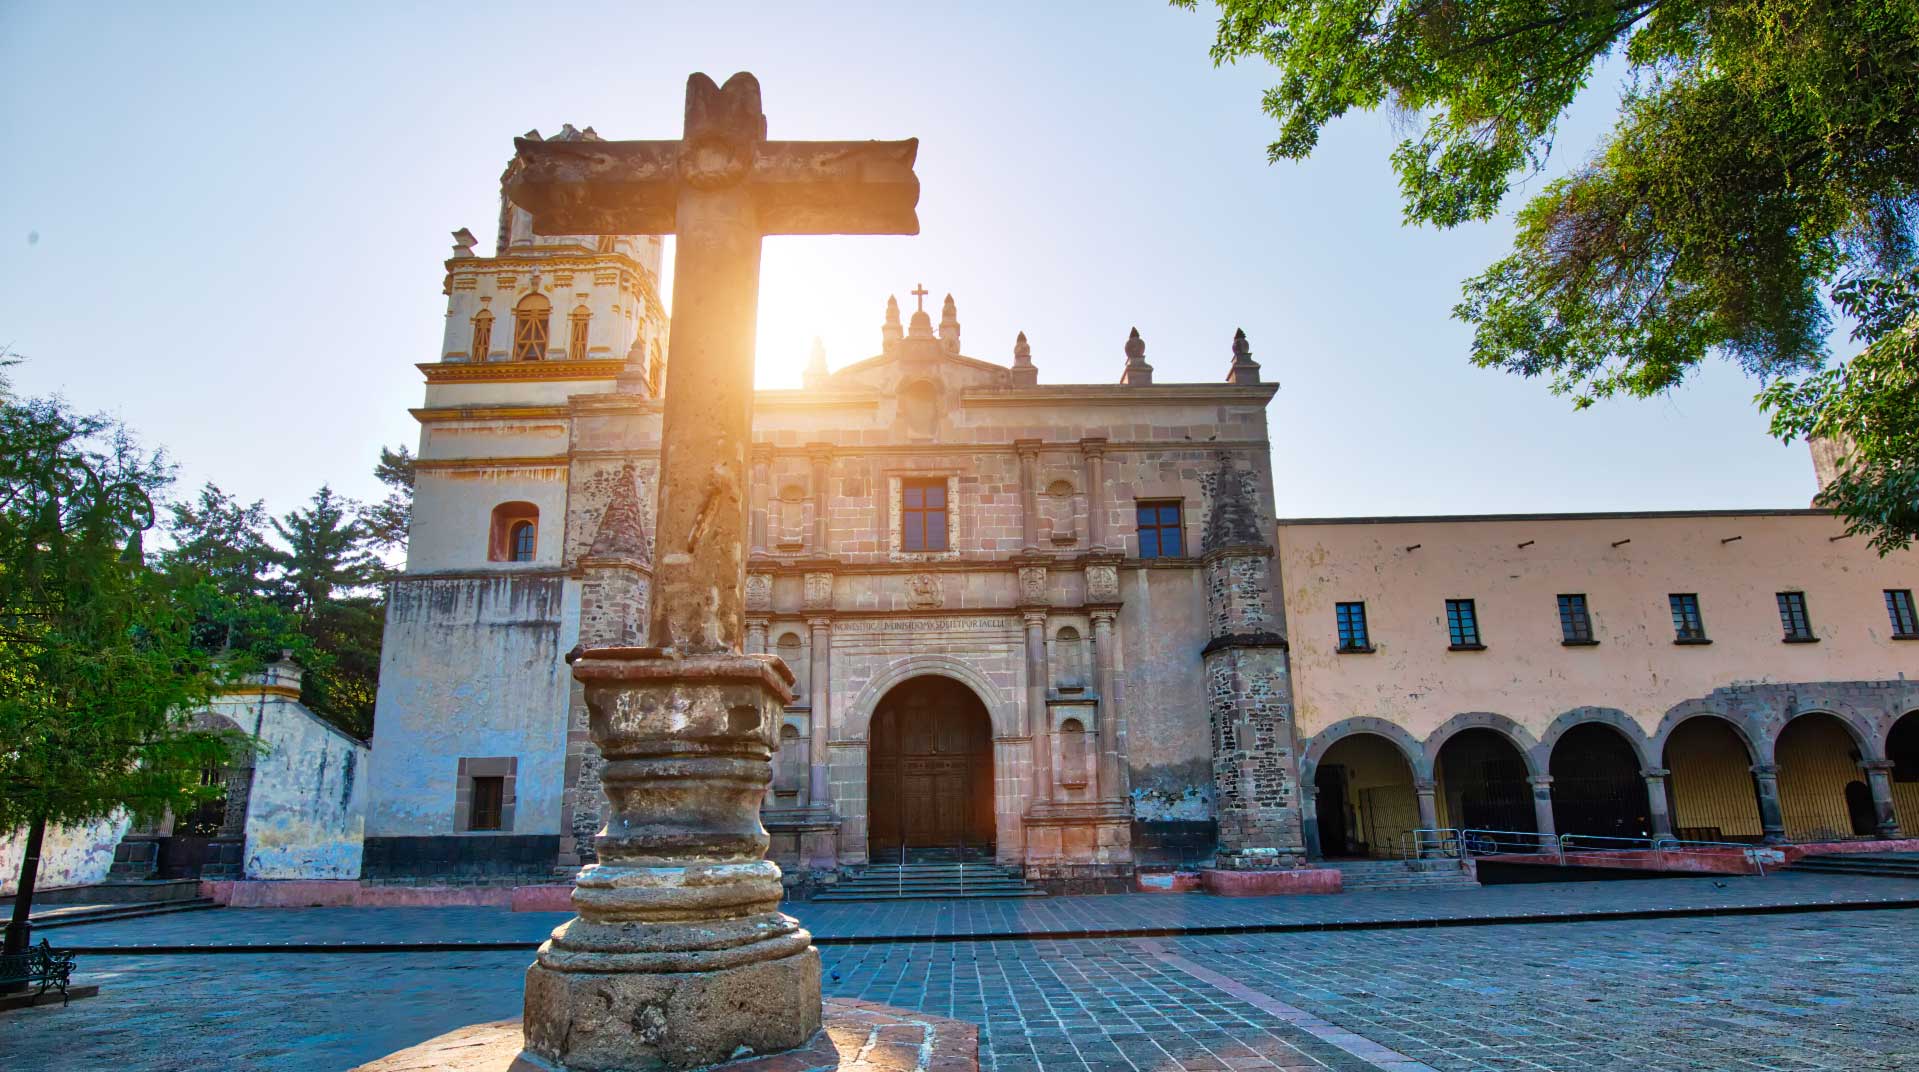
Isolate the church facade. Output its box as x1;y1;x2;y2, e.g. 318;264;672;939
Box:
357;130;1919;893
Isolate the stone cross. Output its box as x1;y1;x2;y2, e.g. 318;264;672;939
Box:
507;71;919;654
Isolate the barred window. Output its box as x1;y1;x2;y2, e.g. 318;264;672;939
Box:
1777;592;1815;642
1888;589;1918;638
1445;599;1482;649
1558;594;1594;644
1335;602;1371;652
1670;593;1707;643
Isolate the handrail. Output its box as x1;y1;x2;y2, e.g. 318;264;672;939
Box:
1556;832;1778;876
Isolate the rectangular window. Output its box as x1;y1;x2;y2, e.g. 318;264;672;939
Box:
1445;599;1482;649
1777;591;1815;642
471;314;493;360
1670;593;1708;643
513;312;549;361
1136;501;1184;558
1335;602;1371;652
901;478;948;551
469;776;505;831
568;314;590;360
1886;589;1918;638
1558;594;1595;644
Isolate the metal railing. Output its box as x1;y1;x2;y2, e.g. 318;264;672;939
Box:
1401;826;1782;875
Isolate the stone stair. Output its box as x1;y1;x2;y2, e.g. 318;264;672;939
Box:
1789;851;1919;879
812;862;1047;902
30;897;221;928
1328;857;1481;893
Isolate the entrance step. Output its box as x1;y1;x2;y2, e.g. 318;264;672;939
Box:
1790;852;1919;879
30;897;221;928
1326;858;1481;893
813;862;1047;902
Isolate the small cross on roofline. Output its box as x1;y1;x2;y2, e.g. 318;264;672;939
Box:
910;283;929;312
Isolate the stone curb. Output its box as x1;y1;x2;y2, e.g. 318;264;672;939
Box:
56;895;1919;954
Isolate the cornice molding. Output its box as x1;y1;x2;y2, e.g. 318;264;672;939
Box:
215;683;302;701
414;455;569;471
959;383;1279;407
411;405;571;424
420;359;625;384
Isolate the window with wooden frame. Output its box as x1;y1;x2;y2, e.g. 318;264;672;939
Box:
470;310;494;361
1558;594;1595;645
487;502;539;562
1335;601;1372;652
456;756;517;832
510;520;536;562
1669;593;1708;643
568;306;591;360
1445;598;1483;649
513;293;551;361
469;776;505;830
1888;589;1918;639
1777;591;1816;642
1135;500;1184;558
901;478;948;551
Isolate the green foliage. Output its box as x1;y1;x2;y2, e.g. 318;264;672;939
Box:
270;486;384;739
363;444;415;555
1183;0;1919;547
0;371;236;832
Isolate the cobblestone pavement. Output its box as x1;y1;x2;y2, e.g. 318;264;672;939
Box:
7;908;1916;1072
44;872;1919;949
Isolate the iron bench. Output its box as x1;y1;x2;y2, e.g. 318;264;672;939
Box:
0;939;76;1005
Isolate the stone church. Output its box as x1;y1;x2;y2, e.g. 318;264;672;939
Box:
356;127;1919;895
360;125;1296;890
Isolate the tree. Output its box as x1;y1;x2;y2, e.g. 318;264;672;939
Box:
160;483;306;662
272;487;384;737
0;371;236;961
1181;0;1919;547
362;444;415;556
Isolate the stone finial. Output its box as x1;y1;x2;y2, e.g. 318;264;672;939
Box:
938;293;960;355
882;294;903;353
586;463;653;564
451;228;478;258
802;336;829;389
1226;327;1262;385
552;123;602;142
1120;327;1153;386
1011;331;1038;387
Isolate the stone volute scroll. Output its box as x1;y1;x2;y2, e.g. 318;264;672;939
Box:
505;71;920;1072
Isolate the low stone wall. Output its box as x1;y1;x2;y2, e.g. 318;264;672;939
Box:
1199;867;1341;896
201;879;575;910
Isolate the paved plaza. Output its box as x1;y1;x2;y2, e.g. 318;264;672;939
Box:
7;878;1919;1072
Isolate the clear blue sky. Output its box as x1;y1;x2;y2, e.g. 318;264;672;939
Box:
0;1;1815;523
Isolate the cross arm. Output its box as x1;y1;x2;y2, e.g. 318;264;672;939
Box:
506;139;683;236
751;139;920;235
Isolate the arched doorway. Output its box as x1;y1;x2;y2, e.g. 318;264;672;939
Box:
1313;734;1419;858
1662;716;1763;841
1435;728;1534;834
1889;711;1919;834
1549;723;1651;839
1776;712;1868;840
867;677;994;860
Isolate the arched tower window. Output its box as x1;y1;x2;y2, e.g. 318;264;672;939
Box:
568;306;591;361
513;293;552;361
488;502;539;562
470;310;494;362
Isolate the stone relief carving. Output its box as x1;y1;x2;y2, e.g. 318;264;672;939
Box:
1086;564;1119;602
802;572;834;610
1019;565;1049;606
745;573;773;611
906;573;943;609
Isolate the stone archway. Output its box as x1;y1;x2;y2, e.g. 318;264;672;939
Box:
1312;732;1421;859
866;676;995;861
1434;728;1535;835
1662;715;1764;842
1777;712;1872;840
1549;723;1652;839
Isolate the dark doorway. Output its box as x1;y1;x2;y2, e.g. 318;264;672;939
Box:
1845;781;1877;836
1314;764;1350;858
1436;728;1535;834
868;677;994;860
1550;723;1652;839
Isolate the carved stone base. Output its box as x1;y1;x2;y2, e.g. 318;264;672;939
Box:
523;946;822;1071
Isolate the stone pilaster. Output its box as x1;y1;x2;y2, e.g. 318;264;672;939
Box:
1642;768;1674;839
1751;763;1788;843
1022;609;1054;806
1861;760;1901;838
807;616;833;810
1016;439;1041;554
1528;774;1558;849
1090;608;1128;802
807;444;832;554
1413;779;1440;856
1081;439;1108;552
749;445;771;556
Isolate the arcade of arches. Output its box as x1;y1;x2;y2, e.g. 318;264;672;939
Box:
1309;708;1919;858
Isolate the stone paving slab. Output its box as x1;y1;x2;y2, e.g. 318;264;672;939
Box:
41;872;1919;951
6;909;1917;1072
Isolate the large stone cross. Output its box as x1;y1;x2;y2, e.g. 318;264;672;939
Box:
507;71;919;654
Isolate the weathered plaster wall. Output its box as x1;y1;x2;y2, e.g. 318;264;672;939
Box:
408;464;570;574
1121;568;1214;821
211;685;369;880
0;815;128;895
365;573;575;837
1279;511;1919;744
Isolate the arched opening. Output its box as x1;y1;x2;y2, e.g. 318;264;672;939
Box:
1889;711;1919;834
513;292;552;361
1058;718;1090;789
775;632;805;697
1435;728;1534;834
1549;723;1651;839
567;305;591;360
487;502;539;562
470;309;494;361
1313;733;1418;859
1663;716;1763;841
772;722;805;807
1776;712;1868;840
156;712;251;879
1052;626;1085;692
867;676;994;860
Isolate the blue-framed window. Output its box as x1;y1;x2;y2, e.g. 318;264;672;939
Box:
1777;592;1815;642
509;520;536;562
1557;594;1594;644
1887;589;1917;638
1335;602;1371;652
1445;599;1482;648
1670;593;1707;643
1136;501;1184;558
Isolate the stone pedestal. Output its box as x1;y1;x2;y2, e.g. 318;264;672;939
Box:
523;648;818;1072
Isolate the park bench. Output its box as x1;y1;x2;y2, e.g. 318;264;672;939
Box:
0;939;77;1005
